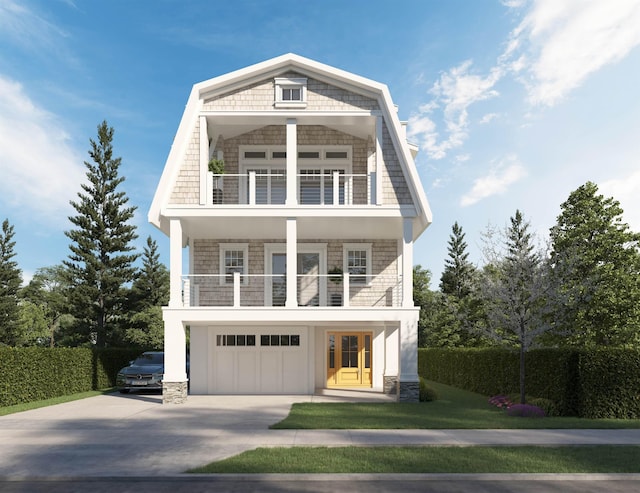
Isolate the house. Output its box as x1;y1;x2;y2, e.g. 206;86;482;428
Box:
148;54;432;403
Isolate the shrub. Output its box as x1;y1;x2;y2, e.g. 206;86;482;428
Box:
419;377;438;402
528;397;559;417
506;404;545;418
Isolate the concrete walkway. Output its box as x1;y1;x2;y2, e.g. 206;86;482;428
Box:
1;391;640;478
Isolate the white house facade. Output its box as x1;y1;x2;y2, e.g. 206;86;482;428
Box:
148;54;432;403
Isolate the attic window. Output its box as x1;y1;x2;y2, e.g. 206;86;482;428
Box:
275;77;307;108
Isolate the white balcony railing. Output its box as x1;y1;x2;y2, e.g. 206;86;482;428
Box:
181;272;403;308
207;172;370;205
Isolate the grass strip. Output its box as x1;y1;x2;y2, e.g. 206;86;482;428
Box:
0;389;116;416
189;445;640;474
271;381;640;429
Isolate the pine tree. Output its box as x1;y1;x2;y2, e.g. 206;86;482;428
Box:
440;222;474;298
129;236;169;309
0;219;23;345
549;181;640;347
64;121;139;347
124;236;169;349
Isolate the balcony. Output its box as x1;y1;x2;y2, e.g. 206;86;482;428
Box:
181;272;403;308
207;172;371;206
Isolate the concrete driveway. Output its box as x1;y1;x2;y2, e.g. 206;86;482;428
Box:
0;390;393;478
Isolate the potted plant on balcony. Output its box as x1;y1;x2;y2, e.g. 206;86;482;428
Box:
208;158;225;204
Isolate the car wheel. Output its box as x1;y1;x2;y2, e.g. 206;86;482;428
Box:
119;389;130;394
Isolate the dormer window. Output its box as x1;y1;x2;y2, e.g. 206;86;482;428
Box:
275;77;307;108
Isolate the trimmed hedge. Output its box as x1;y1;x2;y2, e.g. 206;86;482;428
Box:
0;347;141;407
418;347;640;419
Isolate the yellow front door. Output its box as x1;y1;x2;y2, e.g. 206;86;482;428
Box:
327;332;372;387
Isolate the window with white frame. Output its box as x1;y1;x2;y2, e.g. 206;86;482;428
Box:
274;77;307;108
343;243;372;285
220;243;249;285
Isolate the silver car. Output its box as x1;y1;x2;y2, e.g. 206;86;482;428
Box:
116;351;164;393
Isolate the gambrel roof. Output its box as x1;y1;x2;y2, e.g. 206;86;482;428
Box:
149;53;432;237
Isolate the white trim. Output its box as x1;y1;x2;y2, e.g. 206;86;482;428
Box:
343;243;372;286
219;243;249;286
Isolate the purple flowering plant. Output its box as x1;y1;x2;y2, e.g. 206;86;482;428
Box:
506;404;546;418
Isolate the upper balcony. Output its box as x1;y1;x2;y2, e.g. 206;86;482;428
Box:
207;171;370;206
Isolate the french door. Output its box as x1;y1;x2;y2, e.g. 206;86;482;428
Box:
327;332;372;387
265;245;326;306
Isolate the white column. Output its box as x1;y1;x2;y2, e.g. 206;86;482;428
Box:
286;217;298;307
169;219;183;308
375;116;384;206
163;311;187;382
402;218;414;308
199;116;208;205
384;324;399;380
286;118;297;206
398;315;419;383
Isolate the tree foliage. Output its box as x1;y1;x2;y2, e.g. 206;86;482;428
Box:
549;181;640;347
475;210;555;403
20;265;72;347
440;221;474;298
64;121;139;347
0;219;23;345
124;236;169;349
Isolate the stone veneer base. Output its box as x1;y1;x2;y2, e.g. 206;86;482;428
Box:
383;375;398;396
163;381;188;404
398;381;420;403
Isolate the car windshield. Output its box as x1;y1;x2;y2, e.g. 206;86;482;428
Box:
133;353;164;366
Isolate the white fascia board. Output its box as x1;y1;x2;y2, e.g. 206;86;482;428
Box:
377;85;433;237
197;53;385;102
160;205;418;219
162;306;420;325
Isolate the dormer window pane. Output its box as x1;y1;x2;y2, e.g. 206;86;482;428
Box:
282;87;301;101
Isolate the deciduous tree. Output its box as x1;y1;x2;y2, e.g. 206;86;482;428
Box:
549;182;640;347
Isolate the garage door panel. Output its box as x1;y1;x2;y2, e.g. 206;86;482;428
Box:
237;352;257;393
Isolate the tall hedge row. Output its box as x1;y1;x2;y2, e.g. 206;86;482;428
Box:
0;347;141;407
418;347;640;418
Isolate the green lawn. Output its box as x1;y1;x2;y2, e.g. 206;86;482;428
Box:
271;381;640;429
0;389;116;416
189;445;640;474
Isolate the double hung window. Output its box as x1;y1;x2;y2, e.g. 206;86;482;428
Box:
344;243;372;285
220;243;248;285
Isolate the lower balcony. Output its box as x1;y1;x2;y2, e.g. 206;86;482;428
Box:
180;273;403;308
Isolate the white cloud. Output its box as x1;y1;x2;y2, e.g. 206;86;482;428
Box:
599;170;640;233
408;61;502;160
508;0;640;106
479;113;499;124
460;155;528;206
0;76;85;225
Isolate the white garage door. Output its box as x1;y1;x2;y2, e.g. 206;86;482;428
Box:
211;329;309;394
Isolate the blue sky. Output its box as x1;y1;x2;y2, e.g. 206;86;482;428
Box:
1;0;640;288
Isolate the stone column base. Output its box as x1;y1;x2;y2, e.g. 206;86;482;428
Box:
163;381;188;404
383;375;398;395
398;381;420;402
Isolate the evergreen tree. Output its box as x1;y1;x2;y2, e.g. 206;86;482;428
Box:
549;181;640;347
124;236;169;349
0;219;23;345
440;222;474;298
129;236;169;309
437;222;486;347
64;121;139;347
